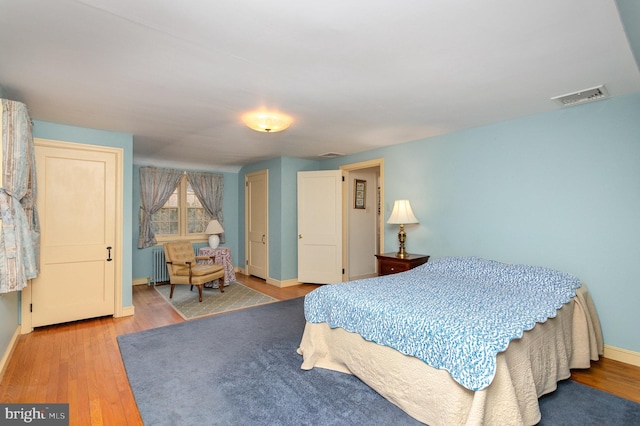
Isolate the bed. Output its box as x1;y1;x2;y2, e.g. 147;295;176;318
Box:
297;257;603;425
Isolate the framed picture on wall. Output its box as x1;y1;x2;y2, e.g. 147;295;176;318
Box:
354;179;366;209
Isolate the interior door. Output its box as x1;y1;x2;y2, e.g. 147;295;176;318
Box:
246;170;268;279
297;170;343;284
31;141;116;327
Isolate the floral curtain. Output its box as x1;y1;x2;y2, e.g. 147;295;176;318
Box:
0;99;40;293
137;167;183;249
186;171;225;243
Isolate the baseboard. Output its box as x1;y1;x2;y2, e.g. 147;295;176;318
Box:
236;268;299;288
132;277;151;286
265;277;301;288
603;344;640;367
0;326;21;382
115;305;135;318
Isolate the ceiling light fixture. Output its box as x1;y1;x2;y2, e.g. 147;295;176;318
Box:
242;110;293;133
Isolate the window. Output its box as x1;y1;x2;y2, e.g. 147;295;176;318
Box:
151;176;212;241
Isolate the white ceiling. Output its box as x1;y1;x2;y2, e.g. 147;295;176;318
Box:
1;0;639;172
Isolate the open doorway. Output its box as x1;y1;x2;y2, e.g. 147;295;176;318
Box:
341;159;383;281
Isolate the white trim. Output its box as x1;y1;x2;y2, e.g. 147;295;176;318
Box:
603;344;640;367
265;277;300;288
340;159;384;280
114;142;124;318
132;277;150;286
0;326;21;381
117;305;135;318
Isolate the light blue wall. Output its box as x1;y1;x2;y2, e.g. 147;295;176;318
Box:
3;92;634;359
131;165;240;280
0;292;18;362
319;93;640;353
238;157;319;281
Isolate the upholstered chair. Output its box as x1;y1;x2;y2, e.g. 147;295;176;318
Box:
163;241;225;302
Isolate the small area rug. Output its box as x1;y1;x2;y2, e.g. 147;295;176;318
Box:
154;281;277;320
118;297;640;425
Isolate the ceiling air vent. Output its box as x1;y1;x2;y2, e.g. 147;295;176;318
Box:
318;152;344;159
551;85;609;107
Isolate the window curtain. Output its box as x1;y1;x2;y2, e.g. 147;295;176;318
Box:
137;166;183;249
186;171;225;243
0;99;40;293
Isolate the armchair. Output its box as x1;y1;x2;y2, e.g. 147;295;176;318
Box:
163;241;225;302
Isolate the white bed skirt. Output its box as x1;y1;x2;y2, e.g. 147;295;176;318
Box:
297;286;603;426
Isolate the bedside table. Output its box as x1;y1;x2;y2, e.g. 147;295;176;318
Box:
375;252;430;276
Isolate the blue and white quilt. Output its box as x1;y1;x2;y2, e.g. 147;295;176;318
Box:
304;256;581;391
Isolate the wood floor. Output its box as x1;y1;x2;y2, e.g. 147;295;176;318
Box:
0;273;638;426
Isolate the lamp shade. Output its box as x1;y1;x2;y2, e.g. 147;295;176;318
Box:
387;200;419;224
205;220;224;235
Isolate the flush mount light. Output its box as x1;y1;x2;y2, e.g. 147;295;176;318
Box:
242;110;293;133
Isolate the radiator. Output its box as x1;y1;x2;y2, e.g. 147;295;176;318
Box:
151;246;199;284
152;248;169;284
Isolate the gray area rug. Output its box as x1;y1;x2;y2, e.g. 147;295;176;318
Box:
154;281;277;319
118;297;640;425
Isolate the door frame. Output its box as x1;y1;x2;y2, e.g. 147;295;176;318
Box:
244;169;268;279
21;138;124;334
340;158;384;279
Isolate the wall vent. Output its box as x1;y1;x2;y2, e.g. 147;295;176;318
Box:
551;85;609;107
318;152;344;159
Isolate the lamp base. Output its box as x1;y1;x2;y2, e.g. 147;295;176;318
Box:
208;234;220;249
396;250;409;259
396;224;408;258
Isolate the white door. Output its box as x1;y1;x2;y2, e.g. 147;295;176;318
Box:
297;170;343;284
31;140;117;327
246;170;268;279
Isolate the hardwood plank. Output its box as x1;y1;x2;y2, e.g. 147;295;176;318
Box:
0;272;638;426
571;357;640;403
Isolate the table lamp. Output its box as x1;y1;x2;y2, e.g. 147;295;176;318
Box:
205;220;224;248
387;200;419;258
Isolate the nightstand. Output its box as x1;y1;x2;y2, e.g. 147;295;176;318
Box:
375;252;430;276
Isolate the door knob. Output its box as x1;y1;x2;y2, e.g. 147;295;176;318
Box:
298;234;303;239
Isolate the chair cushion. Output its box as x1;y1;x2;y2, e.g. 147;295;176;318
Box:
174;264;224;277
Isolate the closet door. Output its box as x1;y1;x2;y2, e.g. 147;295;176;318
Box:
30;139;118;327
245;170;268;279
297;170;343;284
